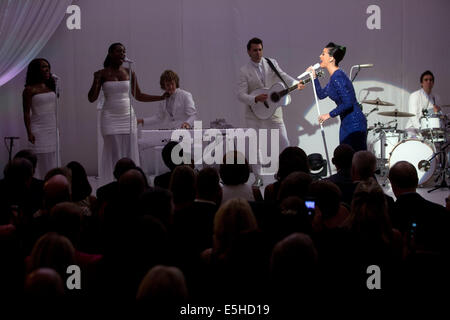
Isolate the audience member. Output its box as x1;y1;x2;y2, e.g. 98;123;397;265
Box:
220;151;262;204
264;147;309;203
388;161;448;253
326;144;355;205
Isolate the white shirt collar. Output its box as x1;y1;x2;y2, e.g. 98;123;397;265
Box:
250;59;264;69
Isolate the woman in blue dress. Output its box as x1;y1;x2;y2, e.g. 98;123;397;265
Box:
306;42;367;151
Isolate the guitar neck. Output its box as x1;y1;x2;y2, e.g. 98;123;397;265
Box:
278;70;323;97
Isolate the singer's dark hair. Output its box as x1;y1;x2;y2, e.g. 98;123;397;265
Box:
25;58;55;92
103;42;125;68
160;70;180;90
326;42;346;67
420;70;434;83
247;37;263;51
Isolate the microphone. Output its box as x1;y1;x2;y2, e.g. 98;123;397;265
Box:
5;136;20;139
354;64;373;68
124;57;134;63
51;73;59;80
297;63;320;79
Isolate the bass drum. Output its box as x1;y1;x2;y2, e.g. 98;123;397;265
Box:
389;139;437;185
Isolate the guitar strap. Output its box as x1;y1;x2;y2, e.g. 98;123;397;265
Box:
265;58;288;88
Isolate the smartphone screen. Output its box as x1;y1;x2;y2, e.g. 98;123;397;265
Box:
305;200;315;216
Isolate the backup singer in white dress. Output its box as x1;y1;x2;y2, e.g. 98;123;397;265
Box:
88;43;165;184
23;58;59;179
100;80;139;184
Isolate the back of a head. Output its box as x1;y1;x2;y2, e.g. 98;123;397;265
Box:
14;149;38;171
49;202;82;247
279;196;312;236
278;171;313;202
332;144;355;170
388;161;418;191
270;233;318;290
308;180;342;219
276;146;310;181
66;161;92;202
213;198;258;257
29;232;76;278
350;178;392;240
169;165;196;205
197;167;221;201
43;174;72;210
352;150;376;181
113;157;136;180
4;158;33;189
118;168;147;203
24;268;65;298
136;265;188;304
138;188;174;227
220;151;250;185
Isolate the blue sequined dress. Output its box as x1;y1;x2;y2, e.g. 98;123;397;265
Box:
314;69;367;151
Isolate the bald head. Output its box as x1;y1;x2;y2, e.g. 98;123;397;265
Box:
352;151;377;181
389;161;418;196
119;168;147;199
43;174;71;210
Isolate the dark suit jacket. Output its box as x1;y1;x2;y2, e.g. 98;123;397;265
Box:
392;192;448;252
172;200;218;253
326;168;355;206
153;171;172;189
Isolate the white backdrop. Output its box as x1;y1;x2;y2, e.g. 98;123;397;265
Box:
1;0;449;176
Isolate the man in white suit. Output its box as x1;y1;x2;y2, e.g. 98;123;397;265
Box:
237;37;303;186
406;70;441;131
139;70;197;129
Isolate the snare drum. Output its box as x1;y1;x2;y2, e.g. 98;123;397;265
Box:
389;139;436;185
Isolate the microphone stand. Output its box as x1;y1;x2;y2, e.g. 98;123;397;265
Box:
4;137;19;162
428;141;450;193
128;60;135;155
350;65;361;82
310;72;332;176
54;78;60;167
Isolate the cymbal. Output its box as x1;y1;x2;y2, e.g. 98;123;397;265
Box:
362;98;395;106
378;109;415;117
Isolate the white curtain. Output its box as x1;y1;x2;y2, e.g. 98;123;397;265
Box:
0;0;71;87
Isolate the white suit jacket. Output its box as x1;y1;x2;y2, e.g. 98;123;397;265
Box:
143;88;197;129
406;88;439;129
237;58;297;120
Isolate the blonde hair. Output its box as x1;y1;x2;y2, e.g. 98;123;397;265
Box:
136;265;187;302
213;198;258;259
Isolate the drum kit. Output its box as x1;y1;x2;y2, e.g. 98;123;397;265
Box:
364;99;450;189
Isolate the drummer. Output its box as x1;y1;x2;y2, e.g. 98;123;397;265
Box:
406;70;441;135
